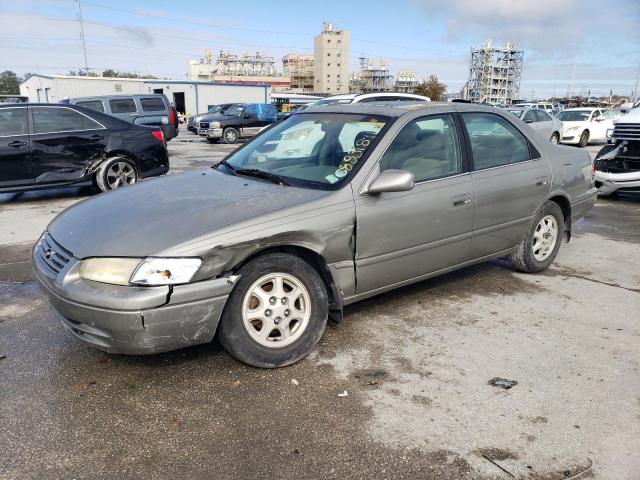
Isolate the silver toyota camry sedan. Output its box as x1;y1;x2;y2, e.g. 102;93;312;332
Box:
33;103;597;368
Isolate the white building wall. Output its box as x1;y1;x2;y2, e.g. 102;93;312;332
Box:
20;75;270;116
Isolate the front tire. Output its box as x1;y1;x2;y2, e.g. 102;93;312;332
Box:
218;253;328;368
95;157;138;192
578;130;589;148
508;201;564;273
550;132;559;144
221;127;239;144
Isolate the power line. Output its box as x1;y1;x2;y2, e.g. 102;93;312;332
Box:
76;0;89;72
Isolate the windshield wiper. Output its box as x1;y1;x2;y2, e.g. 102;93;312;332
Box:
216;159;237;175
234;168;290;186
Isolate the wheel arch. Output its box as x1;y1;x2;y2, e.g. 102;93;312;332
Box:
90;150;141;174
547;193;572;241
231;244;344;323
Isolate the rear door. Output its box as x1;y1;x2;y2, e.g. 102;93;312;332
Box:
461;112;551;258
0;107;32;187
30;106;108;184
533;109;554;139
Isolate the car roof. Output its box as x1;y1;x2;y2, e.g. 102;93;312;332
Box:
300;102;499;118
562;107;597;112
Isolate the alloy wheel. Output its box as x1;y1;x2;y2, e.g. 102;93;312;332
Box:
532;214;558;261
106;161;136;189
242;273;311;348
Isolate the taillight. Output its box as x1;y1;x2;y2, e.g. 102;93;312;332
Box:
169;108;176;125
151;130;164;142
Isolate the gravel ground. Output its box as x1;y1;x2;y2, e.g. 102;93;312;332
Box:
1;131;638;479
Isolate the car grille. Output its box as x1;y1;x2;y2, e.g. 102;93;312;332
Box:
199;122;209;129
612;123;640;141
35;232;73;277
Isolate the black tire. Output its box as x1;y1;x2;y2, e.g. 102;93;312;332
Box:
217;253;328;368
550;132;559;145
221;127;239;144
508;201;565;273
578;130;589;148
94;157;138;193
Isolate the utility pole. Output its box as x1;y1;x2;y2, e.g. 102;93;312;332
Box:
76;0;89;74
633;64;640;103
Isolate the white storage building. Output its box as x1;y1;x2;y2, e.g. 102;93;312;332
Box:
20;74;270;116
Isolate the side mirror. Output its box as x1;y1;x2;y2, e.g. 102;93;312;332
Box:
366;169;414;194
524;118;533;123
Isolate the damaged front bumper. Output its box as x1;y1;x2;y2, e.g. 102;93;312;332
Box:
594;170;640;195
32;251;238;355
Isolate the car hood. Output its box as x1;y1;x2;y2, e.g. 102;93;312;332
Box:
48;169;329;259
561;121;588;127
200;113;236;122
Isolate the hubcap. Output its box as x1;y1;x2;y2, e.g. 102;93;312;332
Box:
532;215;558;261
242;273;311;348
550;134;558;144
106;161;136;189
225;130;237;142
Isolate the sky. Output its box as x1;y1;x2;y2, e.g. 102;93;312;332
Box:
1;0;639;99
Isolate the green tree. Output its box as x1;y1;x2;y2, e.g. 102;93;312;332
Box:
0;70;21;95
414;74;447;101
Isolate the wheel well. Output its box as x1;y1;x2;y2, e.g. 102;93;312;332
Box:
96;152;140;173
548;195;571;241
234;245;344;322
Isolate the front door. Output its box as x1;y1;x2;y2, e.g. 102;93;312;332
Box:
240;104;263;137
460;112;552;258
30;106;107;184
0;107;32;187
355;113;475;294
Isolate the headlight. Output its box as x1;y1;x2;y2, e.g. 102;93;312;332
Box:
566;126;579;133
79;257;201;286
79;258;142;286
210;121;221;129
130;258;201;286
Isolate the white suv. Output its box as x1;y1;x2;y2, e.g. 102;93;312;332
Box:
312;92;430;106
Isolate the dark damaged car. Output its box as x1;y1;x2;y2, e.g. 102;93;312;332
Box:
32;103;597;368
0;103;168;193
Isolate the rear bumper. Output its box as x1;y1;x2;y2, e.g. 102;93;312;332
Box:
32;247;238;355
594;170;640;195
571;191;597;220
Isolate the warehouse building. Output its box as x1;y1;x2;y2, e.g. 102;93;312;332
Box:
20;74;270;116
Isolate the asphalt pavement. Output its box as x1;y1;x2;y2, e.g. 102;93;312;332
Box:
1;131;639;479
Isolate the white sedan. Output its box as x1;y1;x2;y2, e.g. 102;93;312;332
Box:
558;108;618;147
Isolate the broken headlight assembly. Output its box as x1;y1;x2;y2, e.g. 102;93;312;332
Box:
79;257;201;286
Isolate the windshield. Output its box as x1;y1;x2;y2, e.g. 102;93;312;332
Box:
508;109;524;118
313;97;353;106
224;105;245;117
558;110;591;121
220;113;390;189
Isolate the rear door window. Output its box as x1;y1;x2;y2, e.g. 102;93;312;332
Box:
139;97;166;112
32;107;102;134
109;98;137;114
76;100;105;113
462;113;532;170
0;108;26;136
534;110;551;122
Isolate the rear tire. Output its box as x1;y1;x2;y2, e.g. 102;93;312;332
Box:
221;127;239;144
218;253;328;368
509;201;564;273
578;130;589;148
95;157;138;192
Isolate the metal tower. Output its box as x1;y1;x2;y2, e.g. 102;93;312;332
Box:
466;40;524;105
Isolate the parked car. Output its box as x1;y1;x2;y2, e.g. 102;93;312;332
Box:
557;108;618;147
32;103;596;367
68;94;179;141
511;102;555;114
0;103;168;193
311;92;430;106
507;107;563;144
593;107;640;195
202;103;277;143
188;103;235;133
0;95;29;104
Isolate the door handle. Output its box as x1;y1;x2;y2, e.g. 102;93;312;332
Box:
90;135;103;140
8;140;27;148
535;177;549;187
453;194;471;207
